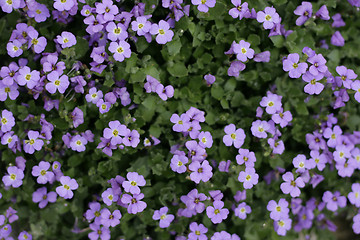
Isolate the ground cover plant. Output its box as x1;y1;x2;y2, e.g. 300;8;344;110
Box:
1;0;360;239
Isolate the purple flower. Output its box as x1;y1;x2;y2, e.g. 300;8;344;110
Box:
69;135;87;152
16;66;40;89
251;120;270;138
308;53;328;76
280;172;305;197
100;208;121;227
121;193;147;214
218;160;231;172
56;176;78;199
7;40;23;57
186;140;206;161
292;154;308;173
103;120;127;145
198;131;213;148
156;84;174;101
335;66;357;89
234;202;251;219
316;5;330;20
131;16;151;36
18;231;32;240
170;113;190;132
56;31;76;48
323;125;342;148
260;92;282;114
229;0;249;20
109;41;131;62
236;148;256;168
32;187;57;208
88;223;110;240
0;0;21;13
352;80;360;102
302;71;324;95
223;124;245;148
45;71;69;94
23;130;44;154
256;7;280;29
31;161;54;184
28;3;50;23
53;0;75;11
227;61;246;77
170;152;188;173
204;74;216;85
191;0;216;13
267;198;289;220
233;40;254;62
96;99;111;114
348;183;360;208
283;53;308;78
122;129;140;148
309;150;327;171
27;30;47;53
189;160;213;184
1;109;15;132
238;167;259;189
122;172;146;195
152;207;175;228
71;107;84;128
274;218;292;236
206;201;229;224
294;2;312;26
268;138;285;154
188;222;208;240
2;166;24;188
331;31;345;47
95;0;119;21
271;109;292;127
185;189;207;213
85;202;102;224
101;188;118;206
106;22;128;41
322;191;347;212
150;20;174;44
332;13;345;28
85;87;103;104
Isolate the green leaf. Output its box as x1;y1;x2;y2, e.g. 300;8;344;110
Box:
166;37;182;56
74;37;89;59
211;85;224;100
167;63;188;77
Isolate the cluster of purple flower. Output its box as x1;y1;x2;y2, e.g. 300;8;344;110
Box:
97;120;140;156
144;75;174;101
0;206;32;240
84;172;147;239
225;40;270;78
63;130;94;152
180;222;240;240
253;91;292;155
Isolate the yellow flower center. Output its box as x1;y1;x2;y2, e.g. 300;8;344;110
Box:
265;15;272;21
10;174;16;180
117;47;124;53
36;9;42;14
54;80;60;86
91;93;97;98
7;0;12;4
231;133;236;139
268;101;274;106
31;38;38;45
131;198;137;204
195;231;201;235
108;195;113;200
299;162;304;168
63;38;69;43
240;207;245;213
64;184;70;190
7;137;12;143
13;46;19;51
293;63;298;69
177;161;183;166
138;23;144;29
42;195;47;200
1;118;7;124
25;74;31;81
114;28;121;34
160;214;166;220
276;206;281;212
5;87;11;93
76;140;82;145
201;137;207;143
241;48;247;54
245;175;251;181
311;79;316;85
159;29;165;35
198;168;203;173
331;134;336;139
258;127;264;132
237;6;242;11
101;104;107;110
131;181;137;186
113;129;118;136
278;220;285;227
214;209;220;214
40;170;46;176
291;180;296;187
61;0;66;3
29;139;35;145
